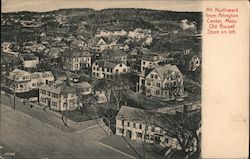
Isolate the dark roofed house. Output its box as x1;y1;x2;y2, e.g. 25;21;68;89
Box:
39;80;91;111
63;48;92;72
19;53;39;68
139;64;186;101
115;106;189;150
100;49;127;63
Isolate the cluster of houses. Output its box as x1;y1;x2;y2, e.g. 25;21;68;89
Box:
1;16;201;153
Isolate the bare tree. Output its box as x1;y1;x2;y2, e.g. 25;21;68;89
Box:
136;109;201;158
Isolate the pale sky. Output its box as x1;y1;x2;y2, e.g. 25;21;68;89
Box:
2;0;203;13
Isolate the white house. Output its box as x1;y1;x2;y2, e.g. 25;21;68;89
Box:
63;48;92;72
6;69;54;93
138;65;185;100
189;55;200;71
140;54;162;72
39;80;92;111
116;106;185;150
92;60;128;79
19;54;39;68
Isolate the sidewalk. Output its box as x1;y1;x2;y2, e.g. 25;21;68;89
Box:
99;135;162;159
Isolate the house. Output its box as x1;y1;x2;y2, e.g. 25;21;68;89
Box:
113;30;127;37
19;54;39;68
97;38;109;51
39;80;91;111
63;48;92;72
138;65;185;100
70;40;88;50
116;106;187;150
92;60;128;79
39;32;46;38
95;30;113;37
100;49;127;63
140;54;162;72
5;69;54;93
128;28;152;40
2;42;12;51
189;55;200;71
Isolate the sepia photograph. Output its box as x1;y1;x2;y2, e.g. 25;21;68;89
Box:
1;0;202;158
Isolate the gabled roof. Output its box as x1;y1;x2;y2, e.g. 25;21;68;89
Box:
30;71;54;79
87;37;100;45
102;49;127;58
40;80;77;94
64;48;91;58
116;106;173;129
20;54;38;61
94;60;120;69
10;69;31;80
71;40;87;46
153;65;182;80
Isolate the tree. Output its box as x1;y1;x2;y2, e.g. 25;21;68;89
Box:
136;109;201;158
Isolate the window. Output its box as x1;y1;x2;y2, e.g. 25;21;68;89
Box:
52;101;57;107
165;138;169;143
118;128;124;134
133;123;136;128
142;67;145;70
102;68;105;72
87;58;89;61
123;68;126;72
85;87;89;92
119;64;122;67
41;97;46;103
115;69;118;73
151;126;155;132
156;83;160;87
155;75;158;79
150;74;154;78
97;73;99;77
127;121;130;127
75;64;78;68
97;67;99;71
93;72;96;76
111;69;113;73
137;132;142;138
93;67;96;70
156;90;160;95
19;84;23;88
107;68;109;72
41;90;46;95
121;120;124;126
146;89;151;93
139;124;142;129
143;61;146;65
147;81;151;86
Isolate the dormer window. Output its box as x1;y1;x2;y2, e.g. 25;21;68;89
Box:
119;64;122;67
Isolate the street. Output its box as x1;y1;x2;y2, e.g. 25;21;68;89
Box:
0;99;133;158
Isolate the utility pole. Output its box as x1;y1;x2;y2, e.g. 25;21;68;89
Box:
13;83;16;110
65;96;68;126
142;122;148;159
